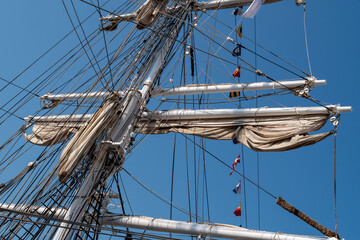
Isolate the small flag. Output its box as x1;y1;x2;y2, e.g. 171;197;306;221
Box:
236;24;243;38
230;154;241;175
229;91;240;98
233;205;241;216
242;0;264;19
232;66;241;77
233;181;241;194
232;45;242;57
232;7;243;16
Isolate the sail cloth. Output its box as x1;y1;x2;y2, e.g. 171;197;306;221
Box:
136;114;332;152
135;0;169;29
242;0;264;19
24;122;85;146
58;97;121;182
25;111;332;153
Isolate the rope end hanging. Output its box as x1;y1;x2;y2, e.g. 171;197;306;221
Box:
276;196;340;239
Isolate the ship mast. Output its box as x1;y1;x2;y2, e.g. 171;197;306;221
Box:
53;3;190;239
2;0;349;239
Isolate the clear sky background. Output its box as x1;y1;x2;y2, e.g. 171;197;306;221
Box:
0;1;359;239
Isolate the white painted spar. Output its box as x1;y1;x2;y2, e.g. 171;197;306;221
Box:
0;203;66;219
25;105;352;123
99;215;332;240
152;79;326;97
39;80;325;101
144;105;353;120
195;0;282;10
40;91;117;101
99;0;282;23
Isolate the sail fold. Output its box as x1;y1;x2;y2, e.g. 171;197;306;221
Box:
24;122;84;146
25;111;332;153
136;114;331;152
58;96;120;182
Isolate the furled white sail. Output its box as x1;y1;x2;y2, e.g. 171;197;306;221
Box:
58;96;120;182
136;113;331;151
24;109;333;152
24;122;84;146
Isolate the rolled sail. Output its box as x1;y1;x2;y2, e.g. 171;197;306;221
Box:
24;121;84;146
58;97;120;182
136;114;331;152
24;107;334;152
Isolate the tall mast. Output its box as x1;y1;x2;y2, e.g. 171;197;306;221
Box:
53;5;190;239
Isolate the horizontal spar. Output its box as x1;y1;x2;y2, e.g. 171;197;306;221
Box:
99;214;333;240
152;79;326;97
195;0;283;10
0;203;66;219
142;105;352;120
100;0;283;23
24;105;352;123
40;79;325;101
0;206;332;240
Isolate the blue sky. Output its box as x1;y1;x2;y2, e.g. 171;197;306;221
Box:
0;1;359;239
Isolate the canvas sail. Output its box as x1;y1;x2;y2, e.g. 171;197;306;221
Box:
24;121;84;146
25;111;331;152
136;113;331;152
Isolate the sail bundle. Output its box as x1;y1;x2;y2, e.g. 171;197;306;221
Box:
58;96;121;182
136;113;331;152
25;109;332;153
25;95;122;182
24;122;84;146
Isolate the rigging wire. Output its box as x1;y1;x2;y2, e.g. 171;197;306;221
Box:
0;1;341;238
0;76;40;97
178;133;277;200
333;124;338;234
0;0;116;128
0;4;102;95
234;12;244;228
73;1;329;125
303;3;313;76
0;212;183;240
147;7;338;113
197;6;312;77
129;16;334;112
73;1;319;113
179;20;193;225
82;0;310;84
118;171;134;215
123;168;210;223
95;0;115;90
254;16;261;231
0;27;107;125
0;106;23;121
62;0;108;90
170;133;176;224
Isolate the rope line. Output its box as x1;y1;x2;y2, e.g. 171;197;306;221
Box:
334;128;338;234
303;4;313;76
180;133;277;200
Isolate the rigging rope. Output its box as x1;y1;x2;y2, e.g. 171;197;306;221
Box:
333;123;338;235
234;12;244;228
254;16;261;231
63;0;107;90
123;168;210;223
180;133;277;200
170;133;176;223
303;4;313;76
